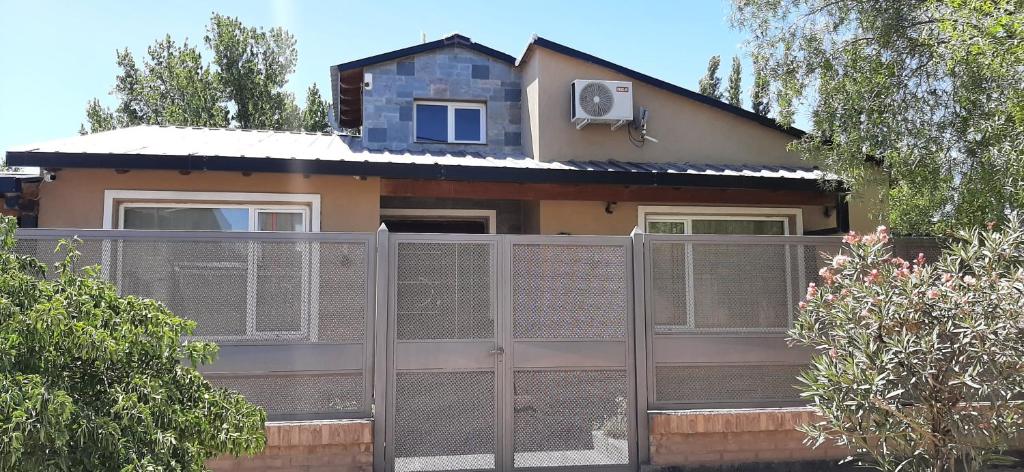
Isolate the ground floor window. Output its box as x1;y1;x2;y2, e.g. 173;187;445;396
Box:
639;206;801;235
104;190;320;232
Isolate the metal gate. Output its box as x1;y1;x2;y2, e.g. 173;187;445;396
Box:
380;232;637;472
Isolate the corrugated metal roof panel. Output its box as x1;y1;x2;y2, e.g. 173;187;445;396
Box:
8;125;826;180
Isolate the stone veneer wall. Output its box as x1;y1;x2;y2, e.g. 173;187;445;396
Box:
361;46;523;154
208;419;372;472
648;408;851;470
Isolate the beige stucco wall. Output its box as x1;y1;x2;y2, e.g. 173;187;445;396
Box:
37;169;381;232
522;47;806;166
537;201;837;236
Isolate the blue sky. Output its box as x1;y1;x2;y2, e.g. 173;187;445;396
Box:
0;0;786;154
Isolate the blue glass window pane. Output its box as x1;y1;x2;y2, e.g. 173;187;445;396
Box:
453;108;481;142
415;104;448;142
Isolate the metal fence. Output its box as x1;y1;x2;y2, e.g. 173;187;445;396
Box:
636;233;943;411
14;229;376;421
12;227;944;471
382;233;636;472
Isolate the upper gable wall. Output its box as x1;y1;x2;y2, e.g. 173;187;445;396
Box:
524;47;803;166
361;47;522;154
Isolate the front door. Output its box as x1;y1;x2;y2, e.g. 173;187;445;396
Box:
385;233;636;472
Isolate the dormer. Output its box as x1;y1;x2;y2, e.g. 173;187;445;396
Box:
332;34;522;154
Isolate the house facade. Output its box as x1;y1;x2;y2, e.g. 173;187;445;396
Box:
9;34;880;237
5;34;892;472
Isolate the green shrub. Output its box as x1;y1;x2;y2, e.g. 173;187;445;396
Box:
0;217;265;471
794;216;1024;471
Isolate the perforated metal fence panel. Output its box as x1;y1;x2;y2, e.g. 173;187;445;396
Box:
384;235;636;472
641;234;943;410
15;230;376;421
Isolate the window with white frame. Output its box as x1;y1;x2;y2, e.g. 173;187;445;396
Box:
414;101;486;144
120;204;310;232
103;191;321;342
639;206;800;235
640;206;801;334
105;190;320;232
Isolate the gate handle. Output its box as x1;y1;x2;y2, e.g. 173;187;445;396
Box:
489;346;505;355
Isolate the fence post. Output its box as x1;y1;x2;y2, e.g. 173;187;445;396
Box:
372;224;389;472
630;226;650;465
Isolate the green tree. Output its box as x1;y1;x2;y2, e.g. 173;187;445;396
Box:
0;217;265;470
205;13;298;130
794;221;1024;471
750;61;770;117
731;0;1024;234
726;56;742;107
83;98;117;134
698;55;723;100
84;13;317;134
301;83;330;132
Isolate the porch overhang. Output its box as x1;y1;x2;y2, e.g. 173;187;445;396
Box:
7;149;836;193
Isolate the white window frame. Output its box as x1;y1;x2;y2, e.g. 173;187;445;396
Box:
118;203;311;232
638;206;803;235
413;100;487;144
103;190;321;231
101;190;322;343
638;206;801;335
380;208;497;234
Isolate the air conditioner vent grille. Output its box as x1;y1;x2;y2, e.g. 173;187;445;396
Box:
577;82;614;118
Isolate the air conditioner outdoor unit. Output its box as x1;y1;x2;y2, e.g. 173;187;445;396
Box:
570;79;633;130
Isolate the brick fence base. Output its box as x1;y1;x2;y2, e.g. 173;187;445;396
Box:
649;408;850;469
207;419;372;472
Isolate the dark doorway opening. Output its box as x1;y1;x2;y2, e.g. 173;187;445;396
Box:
381;218;488;234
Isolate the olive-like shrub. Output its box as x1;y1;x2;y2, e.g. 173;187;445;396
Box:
0;216;265;471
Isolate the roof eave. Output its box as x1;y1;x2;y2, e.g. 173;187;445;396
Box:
7;150;840;193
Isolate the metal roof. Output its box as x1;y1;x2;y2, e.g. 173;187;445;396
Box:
6;126;831;190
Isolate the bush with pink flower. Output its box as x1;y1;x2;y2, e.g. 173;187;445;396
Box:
793;216;1024;471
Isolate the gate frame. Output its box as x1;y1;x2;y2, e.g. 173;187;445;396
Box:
379;231;639;472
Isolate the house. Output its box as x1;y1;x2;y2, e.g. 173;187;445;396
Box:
7;34;879;236
5;34;892;472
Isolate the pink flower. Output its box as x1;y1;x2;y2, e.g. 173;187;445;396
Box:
964;275;977;286
864;269;880;284
806;282;818;299
862;234;878;245
915;253;926;266
798;301;808;310
876;226;890;243
926;289;939;299
942;273;954;283
829;347;838;359
842;231;860;244
825;294;836;303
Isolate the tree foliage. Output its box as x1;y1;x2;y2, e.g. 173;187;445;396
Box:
731;0;1024;235
793;220;1024;471
0;217;265;470
205;13;298;130
83;13;326;134
750;60;770;117
726;55;743;107
698;55;723;100
301;83;330;132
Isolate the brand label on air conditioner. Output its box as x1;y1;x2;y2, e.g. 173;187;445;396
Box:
616;86;629;92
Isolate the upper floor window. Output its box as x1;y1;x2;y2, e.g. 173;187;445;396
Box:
414;101;486;144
